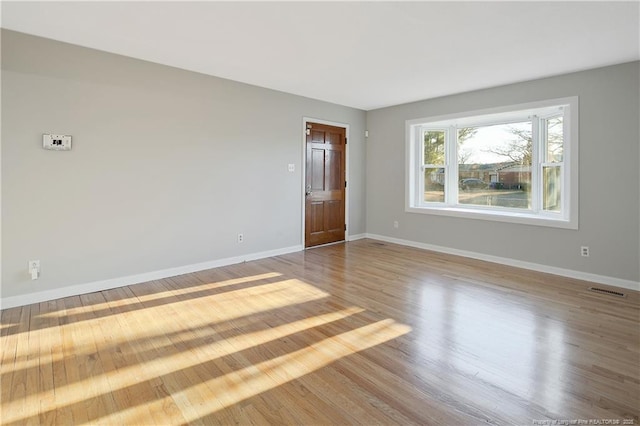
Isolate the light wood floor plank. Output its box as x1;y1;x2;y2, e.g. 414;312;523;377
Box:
1;239;638;425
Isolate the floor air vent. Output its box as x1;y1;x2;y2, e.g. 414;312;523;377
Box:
588;287;626;298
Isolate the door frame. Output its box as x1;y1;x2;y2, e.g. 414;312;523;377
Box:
301;117;350;248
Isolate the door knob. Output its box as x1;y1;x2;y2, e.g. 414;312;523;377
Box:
305;184;312;196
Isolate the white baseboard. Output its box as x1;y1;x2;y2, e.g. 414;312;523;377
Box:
347;233;367;241
365;233;640;292
4;235;636;310
0;245;303;310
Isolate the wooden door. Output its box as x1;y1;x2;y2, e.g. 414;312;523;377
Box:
305;122;346;248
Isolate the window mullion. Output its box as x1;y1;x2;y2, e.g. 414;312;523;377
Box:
531;116;541;212
561;109;570;218
417;127;425;205
446;126;457;205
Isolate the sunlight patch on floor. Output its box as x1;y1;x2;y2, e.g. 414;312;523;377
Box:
1;306;365;424
105;319;411;424
4;279;327;373
36;272;283;319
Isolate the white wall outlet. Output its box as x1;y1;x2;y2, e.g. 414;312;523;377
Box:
288;164;295;172
581;246;590;257
393;221;399;229
43;134;72;151
237;233;244;243
28;260;40;280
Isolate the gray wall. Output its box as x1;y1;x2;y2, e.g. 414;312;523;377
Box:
366;62;640;283
1;30;366;300
2;30;638;306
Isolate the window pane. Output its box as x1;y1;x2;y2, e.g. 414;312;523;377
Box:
457;122;531;209
424;130;446;165
424;168;445;202
543;166;562;211
546;116;563;163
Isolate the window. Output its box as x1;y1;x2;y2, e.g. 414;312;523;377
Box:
406;97;578;229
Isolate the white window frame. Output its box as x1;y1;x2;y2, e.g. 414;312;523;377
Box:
405;97;579;229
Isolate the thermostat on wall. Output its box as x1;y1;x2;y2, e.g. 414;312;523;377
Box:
43;134;72;151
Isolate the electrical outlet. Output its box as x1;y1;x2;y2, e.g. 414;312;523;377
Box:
237;233;244;243
393;221;399;229
581;246;590;257
28;260;40;280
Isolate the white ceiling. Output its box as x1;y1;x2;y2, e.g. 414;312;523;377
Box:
2;1;639;110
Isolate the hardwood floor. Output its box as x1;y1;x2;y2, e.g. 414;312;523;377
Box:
1;239;639;425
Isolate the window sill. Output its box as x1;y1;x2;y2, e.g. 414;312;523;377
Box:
406;205;577;229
